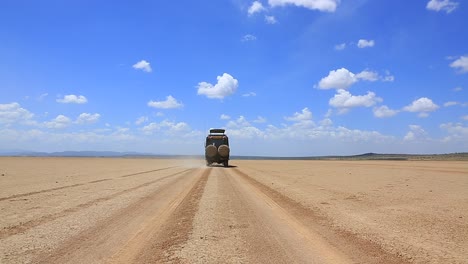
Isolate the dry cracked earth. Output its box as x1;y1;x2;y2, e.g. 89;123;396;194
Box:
0;157;467;263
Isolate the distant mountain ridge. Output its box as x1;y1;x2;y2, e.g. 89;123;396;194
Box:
0;150;467;160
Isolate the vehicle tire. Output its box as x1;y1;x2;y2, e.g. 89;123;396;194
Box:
223;161;229;167
218;145;230;157
205;145;217;158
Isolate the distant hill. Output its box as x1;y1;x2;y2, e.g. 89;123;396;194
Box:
0;151;467;160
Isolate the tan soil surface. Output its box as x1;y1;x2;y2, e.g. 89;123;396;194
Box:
0;157;467;263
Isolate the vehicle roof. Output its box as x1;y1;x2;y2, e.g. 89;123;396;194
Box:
209;128;225;134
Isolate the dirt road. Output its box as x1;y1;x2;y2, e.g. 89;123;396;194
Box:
0;158;467;263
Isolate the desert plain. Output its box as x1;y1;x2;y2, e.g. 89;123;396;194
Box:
0;157;467;263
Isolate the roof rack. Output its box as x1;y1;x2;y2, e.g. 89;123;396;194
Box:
209;128;225;134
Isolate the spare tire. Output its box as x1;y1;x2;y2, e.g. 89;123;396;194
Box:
205;145;217;158
218;145;230;157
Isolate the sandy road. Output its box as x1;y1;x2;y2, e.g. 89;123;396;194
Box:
0;158;467;263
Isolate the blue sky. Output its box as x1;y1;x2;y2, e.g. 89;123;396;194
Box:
1;0;467;156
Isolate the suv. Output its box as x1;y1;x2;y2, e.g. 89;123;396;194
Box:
205;129;230;167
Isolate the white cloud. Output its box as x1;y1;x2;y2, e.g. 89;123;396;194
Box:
403;97;439;117
135;116;148;125
265;15;277;24
382;71;395;82
44;115;71;129
248;1;266;15
426;0;459;13
285;107;312;121
76;113;100;125
268;0;339;12
329;90;382;111
142;120;190;135
453;87;463;92
318;68;357;90
462;115;468;121
357;39;375;48
242;92;257;97
334;43;346;50
253;116;267;123
132;60;152;73
241;34;257;42
450;56;468;73
0;102;35;125
227;116;251;128
57;94;87;104
220;114;231;120
148;95;183;109
373;105;399;118
197;73;239;99
440;123;468;141
404;125;428;141
355;70;379;81
37;93;48;101
317;68;387;90
444;101;458;107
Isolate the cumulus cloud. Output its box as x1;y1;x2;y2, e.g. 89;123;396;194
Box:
335;43;346;50
0;102;35;125
253;116;267;123
44;115;72;129
355;70;379;81
265;15;278;24
141;120;190;135
132;60;152;73
285;107;312;121
241;34;257;42
329;90;382;112
440;122;468;143
135;116;148;125
317;68;388;90
268;0;339;12
227;116;251;128
450;56;468;73
148;95;183;109
226;116;265;139
220;114;231;120
426;0;459;13
357;39;375;48
373;105;399;118
242;92;257;97
403;97;439;117
57;95;87;104
404;125;428;141
76;113;100;125
444;101;458;107
318;68;357;90
197;73;239;99
37;93;48;101
248;1;266;15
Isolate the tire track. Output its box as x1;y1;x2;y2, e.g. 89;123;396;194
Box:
33;168;199;264
231;168;410;264
0;168;190;239
130;167;211;263
0;166;177;202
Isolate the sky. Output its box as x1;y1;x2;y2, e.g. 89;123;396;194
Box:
1;0;467;156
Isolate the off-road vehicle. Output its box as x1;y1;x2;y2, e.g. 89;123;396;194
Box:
205;129;230;167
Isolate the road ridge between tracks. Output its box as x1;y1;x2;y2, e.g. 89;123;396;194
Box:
231;167;411;264
130;167;211;263
0;166;178;202
0;168;190;239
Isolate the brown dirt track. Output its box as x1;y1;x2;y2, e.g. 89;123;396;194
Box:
0;157;467;263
